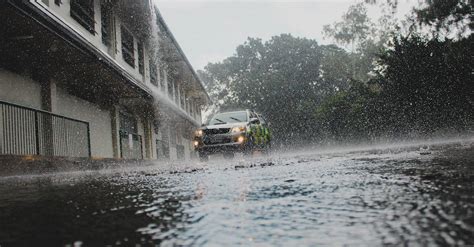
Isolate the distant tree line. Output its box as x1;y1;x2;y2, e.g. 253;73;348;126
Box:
198;0;473;145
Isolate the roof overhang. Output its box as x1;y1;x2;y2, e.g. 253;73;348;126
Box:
6;0;153;100
154;6;212;105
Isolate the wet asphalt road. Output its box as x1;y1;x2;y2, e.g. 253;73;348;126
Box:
0;140;473;246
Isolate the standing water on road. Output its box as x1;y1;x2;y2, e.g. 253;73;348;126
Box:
1;0;473;246
1;141;473;246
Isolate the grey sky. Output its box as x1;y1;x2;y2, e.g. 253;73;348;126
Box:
155;0;417;70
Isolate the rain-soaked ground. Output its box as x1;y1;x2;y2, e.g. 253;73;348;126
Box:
0;139;473;246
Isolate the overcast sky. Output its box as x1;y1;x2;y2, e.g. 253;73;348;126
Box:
155;0;417;71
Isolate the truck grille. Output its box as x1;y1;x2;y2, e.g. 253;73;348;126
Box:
203;136;232;145
204;128;230;135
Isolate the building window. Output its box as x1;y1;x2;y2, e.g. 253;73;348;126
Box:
149;60;158;86
157;125;170;159
174;84;179;104
159;67;165;90
55;0;62;6
168;77;173;98
156;140;170;159
138;43;144;75
180;90;185;109
101;3;113;46
170;127;177;146
121;26;135;67
119;112;137;135
70;0;95;34
118;111;142;159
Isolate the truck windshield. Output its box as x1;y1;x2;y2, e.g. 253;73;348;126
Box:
209;111;248;125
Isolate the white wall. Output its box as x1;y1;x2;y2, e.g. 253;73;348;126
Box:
55;87;114;158
0;69;42;109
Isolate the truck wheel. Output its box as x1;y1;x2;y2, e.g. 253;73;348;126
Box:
223;152;235;159
199;152;209;162
263;142;272;155
244;136;255;156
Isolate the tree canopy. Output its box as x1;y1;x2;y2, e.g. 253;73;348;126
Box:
199;1;473;145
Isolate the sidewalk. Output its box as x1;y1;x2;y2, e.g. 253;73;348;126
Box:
0;155;152;177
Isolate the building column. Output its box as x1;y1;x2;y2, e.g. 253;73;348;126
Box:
143;118;153;159
35;71;56;156
197;105;202;124
157;67;162;91
40;78;57;112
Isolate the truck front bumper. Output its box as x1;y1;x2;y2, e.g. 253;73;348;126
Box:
194;132;249;154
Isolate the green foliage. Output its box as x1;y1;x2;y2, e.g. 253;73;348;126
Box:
415;0;473;38
315;81;377;142
323;3;395;82
375;35;474;134
199;1;473;145
323;3;376;50
199;34;355;143
314;0;473;141
367;0;473;38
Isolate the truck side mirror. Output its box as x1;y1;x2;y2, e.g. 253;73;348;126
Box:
250;118;260;124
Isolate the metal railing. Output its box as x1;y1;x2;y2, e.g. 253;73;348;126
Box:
0;100;91;157
119;131;143;159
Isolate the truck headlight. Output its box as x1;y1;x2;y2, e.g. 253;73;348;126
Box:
231;126;246;133
195;130;203;137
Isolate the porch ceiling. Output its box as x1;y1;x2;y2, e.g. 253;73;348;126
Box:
0;2;153;110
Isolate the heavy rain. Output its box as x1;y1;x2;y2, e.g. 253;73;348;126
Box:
0;0;473;246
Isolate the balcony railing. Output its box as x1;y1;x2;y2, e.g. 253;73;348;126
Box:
0;100;91;157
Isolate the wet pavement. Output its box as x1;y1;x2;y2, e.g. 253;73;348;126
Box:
0;140;473;246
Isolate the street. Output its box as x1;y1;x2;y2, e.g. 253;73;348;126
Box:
0;139;473;246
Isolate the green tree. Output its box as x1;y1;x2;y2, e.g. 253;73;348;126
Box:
323;3;376;51
199;34;351;143
314;80;379;142
415;0;473;38
322;3;394;82
374;35;474;135
319;0;473;140
367;0;473;38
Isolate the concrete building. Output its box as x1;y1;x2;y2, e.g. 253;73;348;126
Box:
0;0;209;161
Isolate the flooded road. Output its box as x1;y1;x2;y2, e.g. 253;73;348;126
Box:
0;141;473;246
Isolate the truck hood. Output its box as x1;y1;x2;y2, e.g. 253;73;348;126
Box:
202;122;248;130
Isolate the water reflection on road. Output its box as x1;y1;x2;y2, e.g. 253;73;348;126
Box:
0;141;473;246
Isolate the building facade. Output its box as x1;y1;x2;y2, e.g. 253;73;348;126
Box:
0;0;209;160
